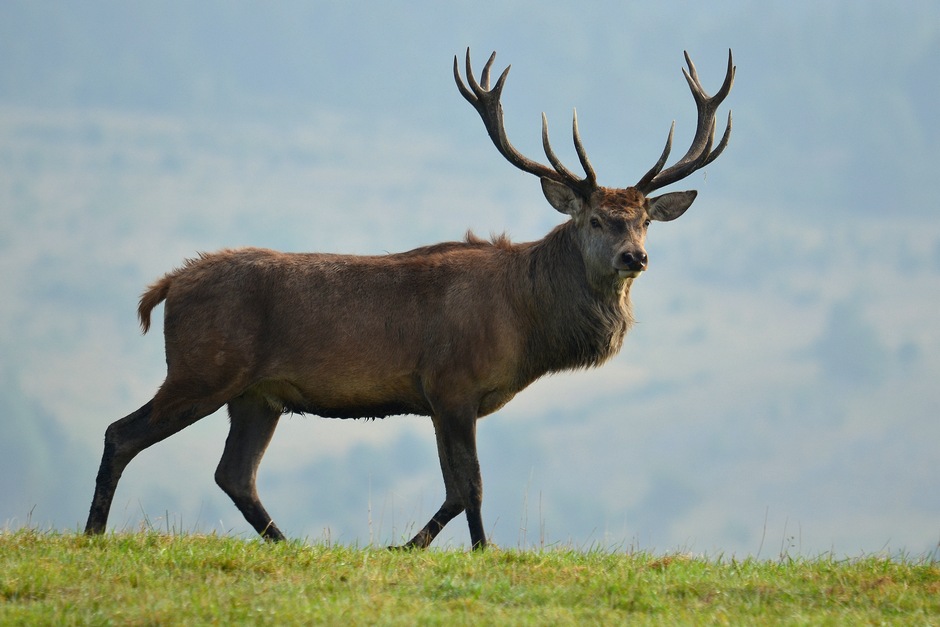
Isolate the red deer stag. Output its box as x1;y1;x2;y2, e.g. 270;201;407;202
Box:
85;49;734;549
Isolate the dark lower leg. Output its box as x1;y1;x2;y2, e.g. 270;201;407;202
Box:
466;505;486;550
400;500;464;549
85;402;154;534
85;398;220;535
215;396;284;541
398;408;485;550
444;415;486;549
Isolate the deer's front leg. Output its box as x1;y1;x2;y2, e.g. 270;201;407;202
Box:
402;406;485;550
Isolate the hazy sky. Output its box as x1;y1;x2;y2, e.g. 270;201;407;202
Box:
1;2;938;557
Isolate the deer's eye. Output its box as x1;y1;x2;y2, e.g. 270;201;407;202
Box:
590;217;602;229
644;219;651;228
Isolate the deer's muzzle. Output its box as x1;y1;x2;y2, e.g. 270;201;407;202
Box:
617;250;648;277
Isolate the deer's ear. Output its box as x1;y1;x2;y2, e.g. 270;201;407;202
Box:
541;178;584;216
648;190;697;222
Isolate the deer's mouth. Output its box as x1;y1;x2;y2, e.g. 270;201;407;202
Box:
617;269;643;279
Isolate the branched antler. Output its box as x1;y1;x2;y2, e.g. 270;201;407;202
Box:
454;49;598;197
635;50;735;194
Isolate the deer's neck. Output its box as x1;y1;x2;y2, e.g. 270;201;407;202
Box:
516;222;633;379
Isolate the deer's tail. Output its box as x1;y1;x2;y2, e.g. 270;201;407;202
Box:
138;275;173;334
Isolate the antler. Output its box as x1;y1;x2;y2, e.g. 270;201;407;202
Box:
635;50;735;194
454;49;597;197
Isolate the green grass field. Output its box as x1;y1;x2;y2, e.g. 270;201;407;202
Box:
1;530;937;624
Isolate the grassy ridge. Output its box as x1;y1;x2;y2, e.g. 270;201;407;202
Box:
1;530;938;624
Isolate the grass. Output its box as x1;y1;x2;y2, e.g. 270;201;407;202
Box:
1;529;938;624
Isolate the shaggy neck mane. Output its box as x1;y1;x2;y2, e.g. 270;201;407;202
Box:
512;221;633;382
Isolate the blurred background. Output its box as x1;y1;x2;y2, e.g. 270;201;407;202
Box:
1;1;938;557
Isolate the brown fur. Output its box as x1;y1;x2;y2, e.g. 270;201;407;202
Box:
86;49;729;550
85;205;651;549
137;221;632;422
84;182;699;550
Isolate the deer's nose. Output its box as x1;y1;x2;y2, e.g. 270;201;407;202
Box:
620;250;648;272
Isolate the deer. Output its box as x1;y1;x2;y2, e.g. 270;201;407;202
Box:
85;49;734;550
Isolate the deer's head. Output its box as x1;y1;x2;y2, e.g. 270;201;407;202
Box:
455;50;735;292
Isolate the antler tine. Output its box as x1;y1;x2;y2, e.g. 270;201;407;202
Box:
683;50;700;88
714;49;736;103
479;51;496;90
541;112;581;184
636;49;735;194
455;48;598;196
702;110;733;167
572;109;597;187
454;53;475;103
635;121;675;191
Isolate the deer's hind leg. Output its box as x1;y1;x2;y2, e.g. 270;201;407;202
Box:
85;368;253;536
215;393;284;541
84;383;236;535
